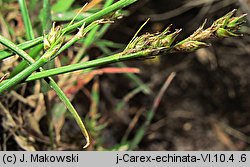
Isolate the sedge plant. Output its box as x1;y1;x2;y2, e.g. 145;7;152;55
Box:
0;0;246;150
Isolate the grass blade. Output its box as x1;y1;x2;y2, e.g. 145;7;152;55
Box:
42;0;52;32
52;0;75;13
18;0;35;40
129;72;176;150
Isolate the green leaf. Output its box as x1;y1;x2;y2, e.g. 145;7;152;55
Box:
18;0;35;40
52;0;75;12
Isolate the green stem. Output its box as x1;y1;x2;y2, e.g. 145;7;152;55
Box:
0;47;57;93
0;37;42;60
62;0;137;34
0;35;35;64
75;0;114;63
0;49;155;85
24;49;155;82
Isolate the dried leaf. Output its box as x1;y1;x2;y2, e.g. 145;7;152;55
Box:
14;135;36;151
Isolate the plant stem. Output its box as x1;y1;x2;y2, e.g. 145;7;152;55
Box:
23;49;157;82
0;37;43;60
62;0;137;34
0;46;58;93
0;35;35;63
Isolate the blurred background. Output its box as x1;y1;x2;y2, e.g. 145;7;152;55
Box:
0;0;250;150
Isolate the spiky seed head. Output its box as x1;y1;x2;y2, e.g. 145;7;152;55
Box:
44;22;63;50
